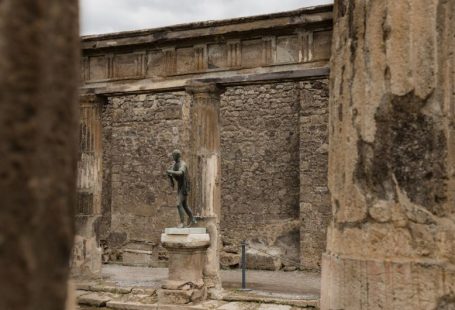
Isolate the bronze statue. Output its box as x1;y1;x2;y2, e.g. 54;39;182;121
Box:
166;149;196;228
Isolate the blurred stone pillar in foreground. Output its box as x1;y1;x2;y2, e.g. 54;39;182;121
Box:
186;81;223;296
0;1;80;310
321;0;455;309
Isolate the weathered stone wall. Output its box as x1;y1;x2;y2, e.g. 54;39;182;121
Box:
102;92;191;264
220;82;300;265
220;81;330;270
100;100;113;241
299;80;330;270
321;0;455;309
99;81;330;270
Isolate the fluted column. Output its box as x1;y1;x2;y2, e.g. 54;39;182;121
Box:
321;1;455;309
71;94;103;277
185;81;223;294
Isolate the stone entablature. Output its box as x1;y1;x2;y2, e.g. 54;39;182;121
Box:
80;6;332;88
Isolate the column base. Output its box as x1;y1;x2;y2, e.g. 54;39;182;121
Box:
71;215;102;278
321;253;455;310
158;280;207;304
194;216;222;293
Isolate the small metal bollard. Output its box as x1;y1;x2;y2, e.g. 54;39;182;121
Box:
239;240;251;291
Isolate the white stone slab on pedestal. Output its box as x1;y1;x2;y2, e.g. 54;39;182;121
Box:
164;227;207;235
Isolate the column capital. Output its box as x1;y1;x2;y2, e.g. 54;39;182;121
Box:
185;80;224;97
80;93;105;107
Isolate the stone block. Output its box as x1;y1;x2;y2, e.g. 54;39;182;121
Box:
312;30;332;60
161;233;210;249
217;302;250;310
241;39;263;67
106;301;157;309
283;266;297;272
77;292;112;307
146;50;164;76
176;47;194;74
123;249;154;266
220;252;240;269
246;246;283;271
258;304;292;310
276;35;299;64
208;44;227;69
89;55;108;80
165;227;207;235
158;288;206;305
89;284;132;294
114;53;141;78
162;279;204;290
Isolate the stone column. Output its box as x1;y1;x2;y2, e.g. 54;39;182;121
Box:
0;1;80;309
321;1;455;309
71;95;103;277
185;81;223;294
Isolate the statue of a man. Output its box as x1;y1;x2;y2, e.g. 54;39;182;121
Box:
166;149;196;228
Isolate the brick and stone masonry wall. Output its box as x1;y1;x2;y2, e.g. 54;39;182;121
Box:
220;83;301;266
101;92;191;263
299;80;330;270
100;101;113;242
99;81;329;270
220;81;330;270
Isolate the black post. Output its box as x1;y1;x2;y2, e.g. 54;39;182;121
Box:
241;240;246;289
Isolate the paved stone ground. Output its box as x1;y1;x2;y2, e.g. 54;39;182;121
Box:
76;264;321;309
100;264;320;296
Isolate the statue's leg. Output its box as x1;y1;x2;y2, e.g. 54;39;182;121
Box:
177;193;185;227
182;196;195;226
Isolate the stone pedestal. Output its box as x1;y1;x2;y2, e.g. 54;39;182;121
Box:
158;228;210;305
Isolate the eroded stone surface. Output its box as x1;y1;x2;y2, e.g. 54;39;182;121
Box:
321;0;455;309
220;252;240;269
160;232;210;304
246;246;283;271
